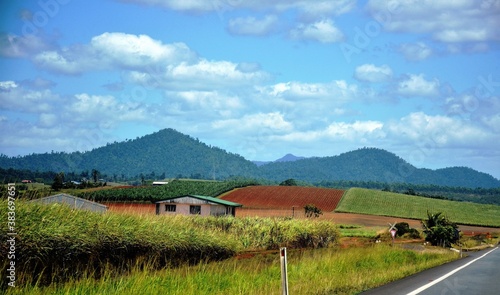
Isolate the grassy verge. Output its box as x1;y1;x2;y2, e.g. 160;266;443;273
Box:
5;245;458;295
0;201;338;288
336;188;500;227
338;224;381;238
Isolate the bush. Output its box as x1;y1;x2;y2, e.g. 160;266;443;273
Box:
421;211;458;247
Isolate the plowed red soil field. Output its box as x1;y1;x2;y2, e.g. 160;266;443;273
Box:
220;186;345;211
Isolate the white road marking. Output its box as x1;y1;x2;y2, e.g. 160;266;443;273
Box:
406;246;499;295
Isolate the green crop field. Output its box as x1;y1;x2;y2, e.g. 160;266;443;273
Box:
336;188;500;227
76;179;258;202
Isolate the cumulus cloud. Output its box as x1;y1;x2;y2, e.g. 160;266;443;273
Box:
0;80;59;113
289;19;344;43
385;112;491;147
398;42;433;61
366;0;500;43
168;90;243;118
354;64;392;83
396;74;440;97
227;15;279;36
33;32;197;75
212;112;293;134
128;59;271;91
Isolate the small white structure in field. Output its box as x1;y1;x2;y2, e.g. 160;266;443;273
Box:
30;193;108;213
152;181;168;186
155;194;241;216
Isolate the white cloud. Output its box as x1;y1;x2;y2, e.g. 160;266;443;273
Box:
212;112;293;134
398;42;433;61
385;112;491;147
354;64;392;82
396;74;440;97
0;81;59;113
266;80;358;101
33;32;197;75
366;0;500;43
227;15;279;36
0;81;18;90
90;32;196;67
67;93;150;127
128;59;271;91
119;0;356;18
290;19;344;43
168;90;243;118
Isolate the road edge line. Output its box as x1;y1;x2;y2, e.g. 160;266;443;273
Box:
406;246;499;295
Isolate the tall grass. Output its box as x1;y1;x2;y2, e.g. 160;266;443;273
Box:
0;201;338;288
5;245;458;295
337;188;500;227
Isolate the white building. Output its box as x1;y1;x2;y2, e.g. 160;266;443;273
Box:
155;195;241;216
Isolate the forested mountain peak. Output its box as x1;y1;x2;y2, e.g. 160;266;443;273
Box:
0;129;498;188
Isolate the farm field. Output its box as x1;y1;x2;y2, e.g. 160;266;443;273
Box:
77;179;258;202
336;188;500;227
220;185;345;211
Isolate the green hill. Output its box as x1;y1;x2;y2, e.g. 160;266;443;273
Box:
0;128;259;179
1;129;499;189
257;148;500;188
335;188;500;227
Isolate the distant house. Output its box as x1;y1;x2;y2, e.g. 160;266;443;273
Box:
30;193;108;213
155;195;241;216
21;180;32;183
152;181;168;186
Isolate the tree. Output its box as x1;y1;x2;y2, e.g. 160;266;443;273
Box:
91;169;99;183
51;172;64;191
421;211;459;247
280;178;297;186
304;204;322;218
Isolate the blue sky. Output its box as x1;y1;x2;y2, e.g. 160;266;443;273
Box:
1;0;499;179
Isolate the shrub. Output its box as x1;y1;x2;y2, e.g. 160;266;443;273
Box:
421;211;458;247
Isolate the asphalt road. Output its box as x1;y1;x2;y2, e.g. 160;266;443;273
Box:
361;246;500;295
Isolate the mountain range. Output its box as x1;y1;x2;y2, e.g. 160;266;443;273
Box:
1;128;499;188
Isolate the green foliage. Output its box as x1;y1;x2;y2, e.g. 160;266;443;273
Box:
336;188;500;227
0;129;261;179
2;138;500;189
421;211;459;247
7;245;458;295
0;201;338;288
304;203;323;218
51;172;64;191
77;179;259;202
279;178;298;186
259;148;500;188
394;222;420;239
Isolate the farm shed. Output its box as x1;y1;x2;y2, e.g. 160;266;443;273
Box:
30;193;108;213
155;195;242;217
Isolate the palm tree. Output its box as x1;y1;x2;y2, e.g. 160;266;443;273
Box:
421;211;458;247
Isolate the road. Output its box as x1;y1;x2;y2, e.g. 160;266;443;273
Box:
361;246;500;295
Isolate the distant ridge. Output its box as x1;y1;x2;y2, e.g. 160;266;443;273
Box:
252;153;305;166
275;153;306;163
0;128;498;188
